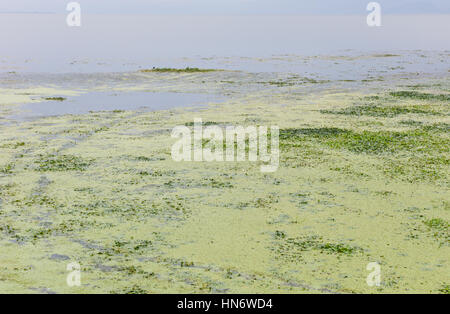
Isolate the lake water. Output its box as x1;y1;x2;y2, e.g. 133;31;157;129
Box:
11;91;223;119
1;14;449;73
1;14;448;119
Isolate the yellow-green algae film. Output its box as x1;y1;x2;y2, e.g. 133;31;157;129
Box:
0;64;449;294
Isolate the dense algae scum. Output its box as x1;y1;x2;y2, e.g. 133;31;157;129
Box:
0;66;449;294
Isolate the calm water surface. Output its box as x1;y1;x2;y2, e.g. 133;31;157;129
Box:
1;14;449;73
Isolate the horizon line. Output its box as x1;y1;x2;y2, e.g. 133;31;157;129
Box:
1;11;450;15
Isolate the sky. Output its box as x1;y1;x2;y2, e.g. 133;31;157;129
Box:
1;0;449;15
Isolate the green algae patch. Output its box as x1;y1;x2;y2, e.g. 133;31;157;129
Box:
423;218;449;246
280;126;449;183
389;91;450;102
0;142;26;149
321;105;441;117
280;128;448;155
371;54;401;58
139;67;219;73
439;285;450;294
257;77;330;87
421;123;450;133
184;121;220;127
35;154;92;172
275;234;363;258
42;97;67;102
0;163;15;174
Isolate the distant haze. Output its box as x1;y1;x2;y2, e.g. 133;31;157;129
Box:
1;14;449;74
1;0;450;15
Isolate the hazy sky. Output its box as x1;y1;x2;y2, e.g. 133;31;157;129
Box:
1;0;450;15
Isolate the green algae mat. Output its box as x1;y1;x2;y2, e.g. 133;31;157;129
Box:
0;69;448;294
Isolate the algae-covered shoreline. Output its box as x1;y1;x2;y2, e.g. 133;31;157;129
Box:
0;56;449;294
